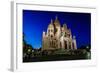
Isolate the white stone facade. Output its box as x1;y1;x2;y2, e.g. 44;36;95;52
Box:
42;16;77;50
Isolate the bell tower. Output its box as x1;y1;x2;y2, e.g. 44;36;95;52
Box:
54;16;61;38
72;36;77;49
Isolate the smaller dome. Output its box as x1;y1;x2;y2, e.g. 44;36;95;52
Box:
73;36;76;39
48;24;54;29
48;19;54;29
63;23;67;30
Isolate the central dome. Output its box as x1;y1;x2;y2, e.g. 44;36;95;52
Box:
54;16;60;26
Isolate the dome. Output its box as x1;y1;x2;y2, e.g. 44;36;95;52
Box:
48;19;54;29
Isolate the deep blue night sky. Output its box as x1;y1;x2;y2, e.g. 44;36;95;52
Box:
23;10;91;49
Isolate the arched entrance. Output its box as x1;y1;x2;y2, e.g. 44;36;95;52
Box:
64;41;67;49
60;42;62;49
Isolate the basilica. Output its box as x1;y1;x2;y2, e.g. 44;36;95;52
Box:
42;16;77;51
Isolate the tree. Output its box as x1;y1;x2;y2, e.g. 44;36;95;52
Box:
23;33;33;59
